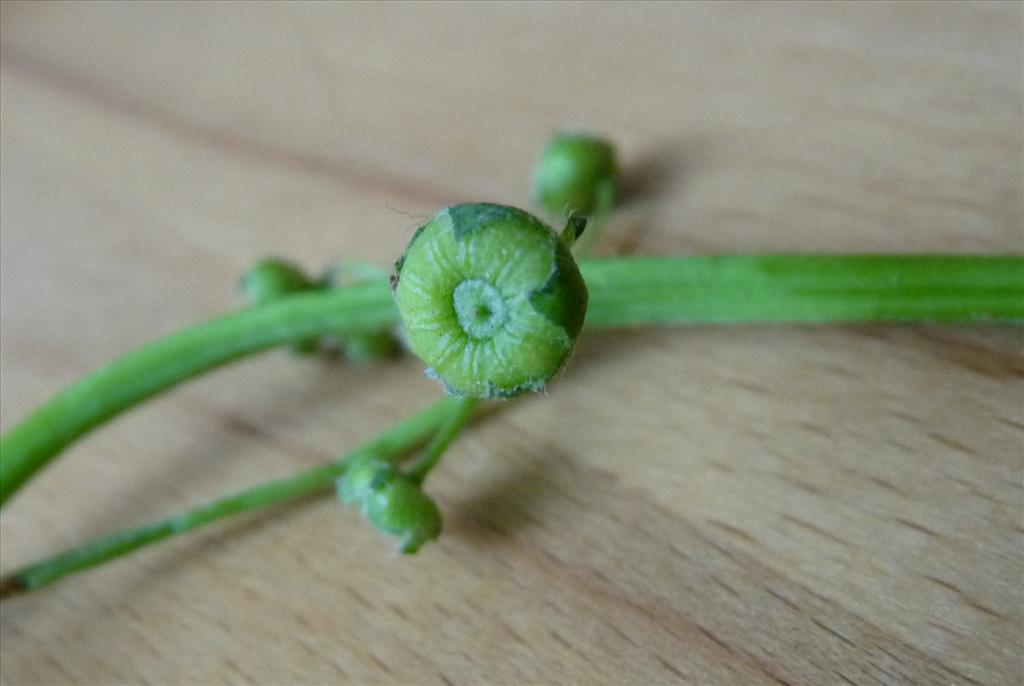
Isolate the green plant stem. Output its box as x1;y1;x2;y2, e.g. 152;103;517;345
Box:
0;282;396;505
2;255;1021;506
1;254;1022;597
581;255;1024;325
405;396;480;486
0;397;459;599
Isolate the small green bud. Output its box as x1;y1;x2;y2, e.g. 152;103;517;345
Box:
532;132;617;217
239;258;319;355
364;478;442;554
393;203;589;399
238;258;312;306
336;454;442;554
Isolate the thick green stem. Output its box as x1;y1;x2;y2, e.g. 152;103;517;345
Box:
2;255;1021;505
0;397;458;599
1;254;1022;597
581;255;1024;325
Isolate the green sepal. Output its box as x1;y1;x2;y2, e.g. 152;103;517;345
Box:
528;237;589;339
337;453;394;504
447;203;524;242
560;214;588;247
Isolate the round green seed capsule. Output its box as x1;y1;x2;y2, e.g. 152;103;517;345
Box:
532;133;617;217
393;203;588;399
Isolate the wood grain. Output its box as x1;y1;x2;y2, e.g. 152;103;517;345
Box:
1;2;1021;684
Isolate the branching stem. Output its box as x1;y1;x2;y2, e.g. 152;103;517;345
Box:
0;397;459;599
0;254;1021;597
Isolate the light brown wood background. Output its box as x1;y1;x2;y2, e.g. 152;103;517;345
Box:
1;2;1022;684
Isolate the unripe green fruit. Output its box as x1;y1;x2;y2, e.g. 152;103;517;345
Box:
533;133;617;216
363;478;441;554
337;453;442;554
393;204;588;399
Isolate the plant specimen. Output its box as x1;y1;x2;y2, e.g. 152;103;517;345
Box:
0;134;1021;598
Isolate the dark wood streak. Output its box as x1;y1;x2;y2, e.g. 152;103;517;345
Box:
926;432;978;459
996;416;1024;431
40;653;81;685
705;519;762;547
893;517;943;540
920;577;1005;619
683;527;984;686
908;329;1024;380
456;504;802;685
222;655;261;684
692;623;796;686
855;327;1024;381
888;410;924;427
861;474;910;498
655;654;690;682
831;668;859;686
795;420;833;440
343;583;374;612
925;618;968;639
389;602;409;620
808;617;857;649
779;513;853;547
548;628;591;664
325;655;351;679
710;576;741;599
609;623;640;648
368;652;392;676
499;621;527;646
0;49;452;208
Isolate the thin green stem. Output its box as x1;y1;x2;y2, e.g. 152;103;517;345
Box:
405;397;480;486
0;282;396;505
0;397;458;599
2;255;1021;505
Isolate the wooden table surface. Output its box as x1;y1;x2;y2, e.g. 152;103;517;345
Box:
1;2;1022;684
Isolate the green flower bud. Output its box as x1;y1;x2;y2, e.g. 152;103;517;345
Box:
532;133;617;217
238;258;311;306
393;203;588;399
336;453;442;554
363;477;442;554
238;258;319;354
